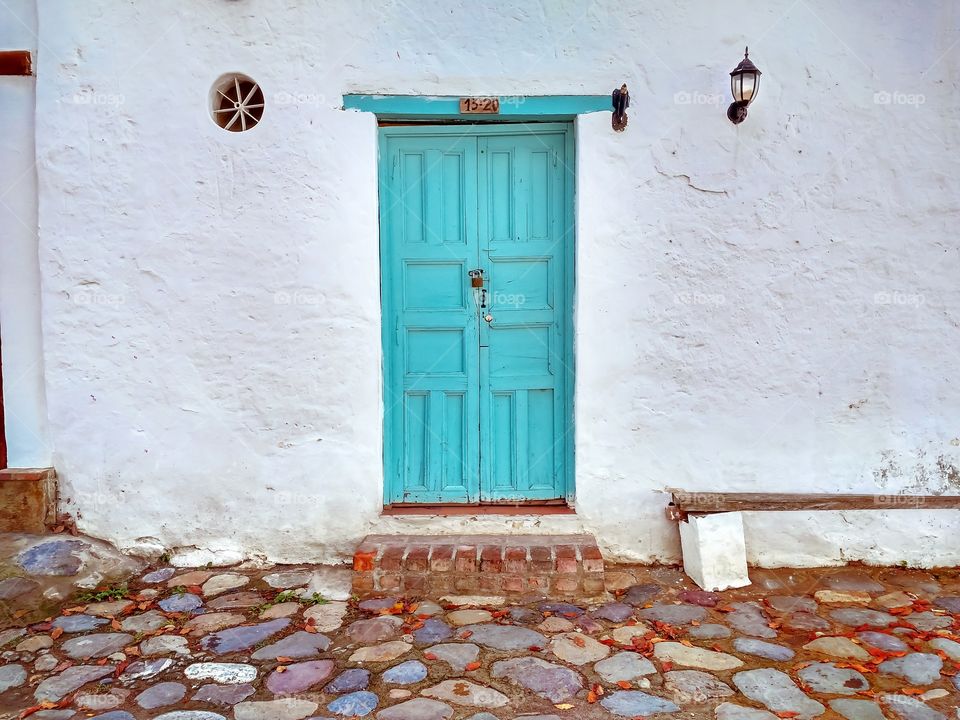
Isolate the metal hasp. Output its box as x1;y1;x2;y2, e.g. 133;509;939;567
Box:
611;84;629;131
727;47;761;124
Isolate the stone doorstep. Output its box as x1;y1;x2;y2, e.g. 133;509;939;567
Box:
0;467;57;534
352;534;605;598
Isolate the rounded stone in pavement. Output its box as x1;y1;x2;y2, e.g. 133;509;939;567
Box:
829;699;887;720
158;592;203;613
348;616;404;643
460;623;547;651
539;601;584;616
796;662;869;695
424;643;480;671
167;570;213;587
202;573;250;597
142;567;176;583
136;681;187;709
35;665;114;702
185;662;258;684
155;712;229;720
636;603;706;625
233;699;319;720
880;693;949;720
679;589;720;607
52;614;108;632
88;713;137;720
600;690;679;717
934;596;960;613
802;636;871;660
305;600;349;632
422;680;509;708
929;637;960;660
830;608;896;627
120;657;173;681
664;670;733;701
714;704;778;720
622;583;660;606
491;656;583;702
263;571;312;589
549;632;610;664
62;632;133;660
186;611;246;635
727;602;777;638
207;590;266;610
447;609;492;626
376;698;453;720
782;612;831;631
193;682;256;706
653;642;743;671
858;631;909;653
591;602;634;622
349;641;413;663
0;576;39;599
412;618;453;645
141;634;190;656
266;659;335;695
732;668;825;718
325;668;371;693
84;600;133;617
121;609;170;633
382;660;428;684
358;596;399;612
594;651;657;683
765;596;817;614
252;630;331;660
328;690;379;717
611;625;649;644
733;638;795;662
538;616;575;632
200;618;290;654
0;663;27;692
877;653;942;685
688;623;731;639
824;570;885;593
909;611;953;631
260;601;300;619
17;635;53;652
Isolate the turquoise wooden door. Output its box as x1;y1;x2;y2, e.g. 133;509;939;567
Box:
380;124;573;504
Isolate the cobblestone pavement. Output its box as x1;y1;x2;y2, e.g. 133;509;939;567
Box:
2;560;960;719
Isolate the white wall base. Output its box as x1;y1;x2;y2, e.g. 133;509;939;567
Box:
680;512;750;591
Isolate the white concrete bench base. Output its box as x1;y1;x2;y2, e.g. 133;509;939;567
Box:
679;511;750;591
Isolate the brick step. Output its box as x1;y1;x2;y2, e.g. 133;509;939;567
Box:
352;534;604;598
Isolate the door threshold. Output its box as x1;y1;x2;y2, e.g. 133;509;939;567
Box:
382;502;575;517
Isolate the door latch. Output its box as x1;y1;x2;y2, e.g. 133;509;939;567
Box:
468;269;487;310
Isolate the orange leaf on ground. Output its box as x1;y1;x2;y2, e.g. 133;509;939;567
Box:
465;661;481;671
616;680;632;689
50;627;63;641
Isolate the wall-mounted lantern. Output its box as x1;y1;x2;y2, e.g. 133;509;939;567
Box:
727;47;761;124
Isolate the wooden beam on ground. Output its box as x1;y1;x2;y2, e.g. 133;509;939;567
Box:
669;491;960;514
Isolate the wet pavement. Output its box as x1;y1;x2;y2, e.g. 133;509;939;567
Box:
2;550;960;719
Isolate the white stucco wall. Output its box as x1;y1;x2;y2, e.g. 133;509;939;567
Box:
0;0;51;468
28;0;960;566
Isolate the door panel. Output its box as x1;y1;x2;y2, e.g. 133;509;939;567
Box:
479;131;570;502
381;125;573;505
382;135;479;503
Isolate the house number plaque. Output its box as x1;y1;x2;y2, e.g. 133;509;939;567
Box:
460;97;500;114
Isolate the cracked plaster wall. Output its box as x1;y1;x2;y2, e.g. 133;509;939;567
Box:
27;0;960;566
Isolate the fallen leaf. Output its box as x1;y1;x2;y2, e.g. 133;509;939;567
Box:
50;627;63;641
616;680;632;689
465;661;481;671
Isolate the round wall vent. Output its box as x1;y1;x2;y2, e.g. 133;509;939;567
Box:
211;74;264;132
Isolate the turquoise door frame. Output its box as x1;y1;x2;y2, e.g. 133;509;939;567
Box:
379;123;575;505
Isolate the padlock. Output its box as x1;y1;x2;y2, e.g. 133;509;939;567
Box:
471;275;484;288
